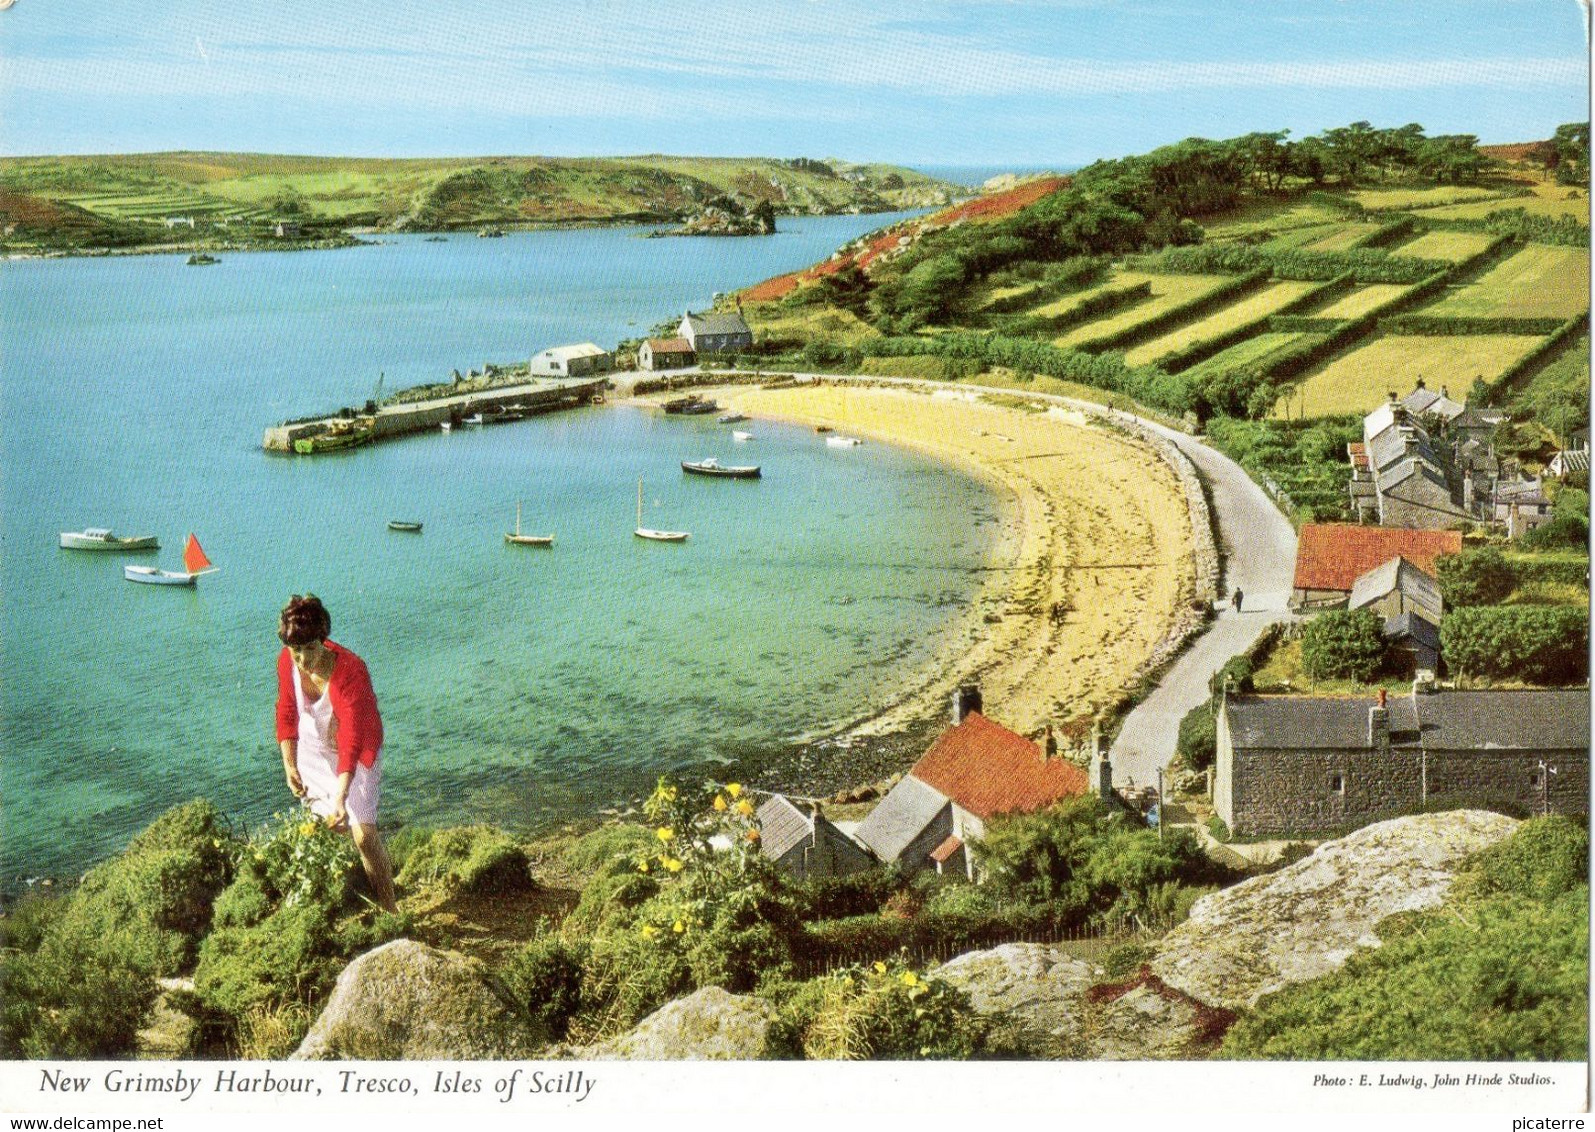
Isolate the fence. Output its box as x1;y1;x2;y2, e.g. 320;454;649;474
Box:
787;912;1172;980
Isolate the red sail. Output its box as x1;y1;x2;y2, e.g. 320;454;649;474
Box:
182;533;214;574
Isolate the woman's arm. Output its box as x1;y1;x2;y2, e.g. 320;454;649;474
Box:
328;648;383;774
281;738;305;798
328;770;354;830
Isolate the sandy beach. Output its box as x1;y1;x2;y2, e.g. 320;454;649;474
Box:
702;381;1197;750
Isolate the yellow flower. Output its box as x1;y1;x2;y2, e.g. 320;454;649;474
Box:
663;857;684;873
713;795;728;812
919;1046;931;1057
735;799;755;818
636;859;650;873
298;822;316;837
726;783;743;798
673;919;686;934
640;924;660;939
873;961;887;975
656;827;675;842
900;971;920;988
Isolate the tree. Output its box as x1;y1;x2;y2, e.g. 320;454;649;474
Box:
1442;606;1589;683
1435;547;1515;607
1301;609;1386;681
1552;122;1590;185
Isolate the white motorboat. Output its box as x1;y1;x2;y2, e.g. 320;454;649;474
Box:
732;430;754;442
60;527;158;551
826;435;863;448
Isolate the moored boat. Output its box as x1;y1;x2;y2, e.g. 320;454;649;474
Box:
717;411;747;423
186;253;219;266
292;418;374;454
505;501;554;546
634;478;688;542
732;430;754;442
826;435;862;448
124;533;217;586
681;457;760;479
60;528;158;551
662;394;719;415
388;520;423;533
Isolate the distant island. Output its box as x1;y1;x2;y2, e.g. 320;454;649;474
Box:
0;152;959;256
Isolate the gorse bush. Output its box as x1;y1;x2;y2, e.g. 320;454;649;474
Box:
1435;547;1515;607
1455;816;1589;903
1441;606;1589;684
1300;609;1387;682
0;800;234;1058
775;960;990;1060
394;825;533;896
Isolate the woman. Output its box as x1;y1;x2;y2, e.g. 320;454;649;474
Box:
274;594;398;913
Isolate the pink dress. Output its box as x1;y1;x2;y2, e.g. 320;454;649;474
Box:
293;664;382;825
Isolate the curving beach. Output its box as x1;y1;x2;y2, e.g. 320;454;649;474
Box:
711;381;1197;750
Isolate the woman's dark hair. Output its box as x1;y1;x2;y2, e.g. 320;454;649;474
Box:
278;594;331;646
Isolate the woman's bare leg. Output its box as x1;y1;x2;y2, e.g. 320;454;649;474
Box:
350;823;398;913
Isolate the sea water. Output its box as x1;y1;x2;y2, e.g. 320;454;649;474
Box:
0;217;1002;882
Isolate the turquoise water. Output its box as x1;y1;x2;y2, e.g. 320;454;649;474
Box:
0;217;1003;882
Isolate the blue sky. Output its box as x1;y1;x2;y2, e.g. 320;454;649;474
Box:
0;0;1588;165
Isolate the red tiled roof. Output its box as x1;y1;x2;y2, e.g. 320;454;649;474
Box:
911;711;1090;821
646;337;693;353
929;835;963;864
1293;523;1463;593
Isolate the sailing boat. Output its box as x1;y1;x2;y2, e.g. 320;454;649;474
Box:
505;501;554;547
124;533;217;586
634;478;688;542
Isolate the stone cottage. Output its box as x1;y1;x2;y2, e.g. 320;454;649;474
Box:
1214;683;1590;837
638;337;696;371
853;700;1090;879
753;794;873;881
529;342;614;378
679;309;753;355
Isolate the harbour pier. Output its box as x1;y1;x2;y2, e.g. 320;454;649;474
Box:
261;377;607;452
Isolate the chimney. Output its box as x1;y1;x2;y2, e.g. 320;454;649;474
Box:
807;804;830;877
1368;687;1390;751
1414;378;1426;391
951;684;982;724
1090;720;1113;799
1413;670;1438;696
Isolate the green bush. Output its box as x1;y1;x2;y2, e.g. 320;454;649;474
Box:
785;870;899;921
1177;704;1217;774
565;869;660;935
499;935;591;1042
1;935;159;1058
1300;609;1386;681
1521;512;1590;552
0;892;64;954
394;825;533;896
1441;606;1589;683
782;961;989;1059
1458;816;1589;903
558;823;656;879
1436;546;1515;606
253;811;359;910
191;903;338;1025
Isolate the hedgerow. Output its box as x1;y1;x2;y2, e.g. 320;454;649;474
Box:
1441;606;1589;683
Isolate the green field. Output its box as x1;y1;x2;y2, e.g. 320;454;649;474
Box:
1427;244;1592;319
1310;283;1412;319
1123;281;1319;365
1300;224;1382;252
1185;331;1316;377
1279;334;1547;418
1054;271;1232;348
1258;223;1347;251
1390;229;1497;262
1349;185;1518;211
1422;182;1590;223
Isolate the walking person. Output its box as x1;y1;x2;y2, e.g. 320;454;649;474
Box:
274;594;398;912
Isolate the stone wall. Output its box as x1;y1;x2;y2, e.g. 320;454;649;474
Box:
1224;742;1590;836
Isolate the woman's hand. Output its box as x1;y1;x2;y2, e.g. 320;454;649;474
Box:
326;800;349;832
284;764;305;798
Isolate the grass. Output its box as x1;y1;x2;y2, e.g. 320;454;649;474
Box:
1423;182;1590;223
1389;230;1498;262
1278;334;1548;418
1300;224;1382;252
1309;284;1412;319
1184;332;1315;377
1427;244;1592;320
743;302;881;348
1349;185;1517;211
1200;196;1348;242
1260;224;1350;251
1054;271;1233;348
1122;281;1320;365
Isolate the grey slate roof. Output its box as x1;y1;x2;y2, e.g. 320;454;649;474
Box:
756;795;813;862
1348;556;1443;617
1226;689;1591;752
1382;612;1440;653
1368;425;1443;477
853;775;949;863
1554;450;1591;475
683;310;752;337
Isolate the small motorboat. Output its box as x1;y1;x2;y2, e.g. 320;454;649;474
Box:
439;420;453;432
124;533;217;586
388;520;423;533
60;528;158;551
718;411;748;424
732;430;754;442
662;395;719;415
681;457;761;479
186;253;219;266
826;435;863;448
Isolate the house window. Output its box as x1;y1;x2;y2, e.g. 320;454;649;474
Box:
1329;774;1345;795
1529;771;1542;788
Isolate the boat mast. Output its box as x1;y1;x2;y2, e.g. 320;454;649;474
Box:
636;478;643;529
516;500;522;537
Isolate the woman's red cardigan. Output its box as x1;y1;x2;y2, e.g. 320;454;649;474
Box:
275;641;383;775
